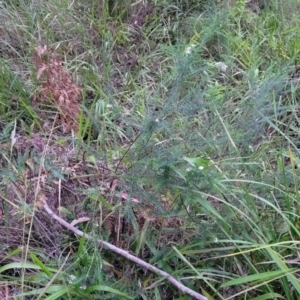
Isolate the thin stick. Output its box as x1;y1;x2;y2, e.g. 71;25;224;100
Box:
41;200;208;300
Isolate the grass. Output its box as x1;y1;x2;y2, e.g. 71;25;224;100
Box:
1;0;300;299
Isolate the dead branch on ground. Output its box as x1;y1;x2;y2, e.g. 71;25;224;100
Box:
41;199;208;300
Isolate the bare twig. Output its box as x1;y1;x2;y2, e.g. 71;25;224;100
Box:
41;199;208;300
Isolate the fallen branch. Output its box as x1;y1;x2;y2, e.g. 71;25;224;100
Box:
41;199;208;300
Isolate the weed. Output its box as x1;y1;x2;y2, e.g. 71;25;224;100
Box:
1;0;300;299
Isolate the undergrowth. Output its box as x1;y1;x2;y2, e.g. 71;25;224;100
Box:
1;0;300;299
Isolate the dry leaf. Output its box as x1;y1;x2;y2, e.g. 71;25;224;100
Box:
32;45;81;133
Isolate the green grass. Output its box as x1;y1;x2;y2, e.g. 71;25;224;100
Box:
1;0;300;299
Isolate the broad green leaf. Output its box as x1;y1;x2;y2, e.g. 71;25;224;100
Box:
0;262;58;274
251;293;285;300
0;262;41;273
195;196;230;230
29;250;52;276
221;270;288;287
155;287;162;300
135;219;150;255
173;246;203;277
0;248;22;263
87;155;97;164
201;288;215;300
78;234;86;257
266;249;300;294
18;285;68;297
85;285;133;299
183;156;211;168
44;287;69;300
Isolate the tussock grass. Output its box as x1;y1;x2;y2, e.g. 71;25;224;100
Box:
1;0;300;299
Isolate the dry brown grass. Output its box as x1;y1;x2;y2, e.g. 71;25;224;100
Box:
33;45;81;133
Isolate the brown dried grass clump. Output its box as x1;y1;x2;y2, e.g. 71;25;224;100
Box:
33;45;81;133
